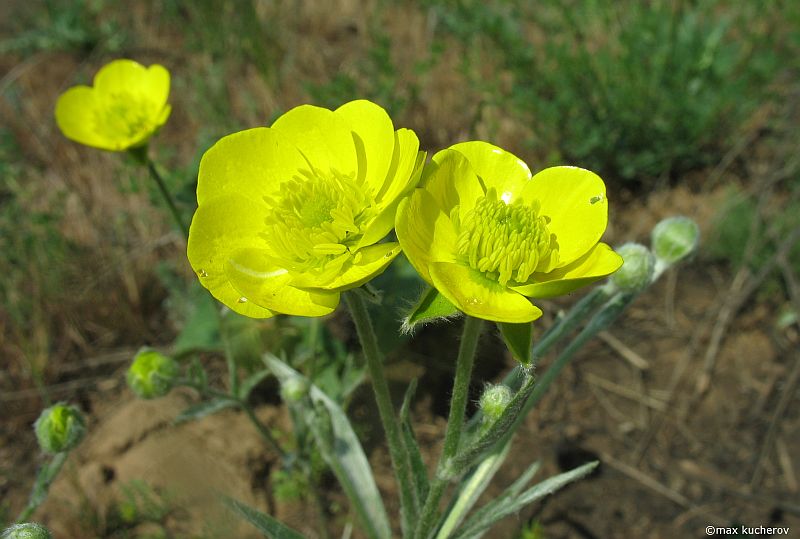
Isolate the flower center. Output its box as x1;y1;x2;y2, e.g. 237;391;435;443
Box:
455;189;556;286
93;92;158;142
262;167;374;273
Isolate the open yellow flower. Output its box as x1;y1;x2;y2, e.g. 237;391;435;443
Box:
396;141;622;323
188;100;425;318
55;59;171;151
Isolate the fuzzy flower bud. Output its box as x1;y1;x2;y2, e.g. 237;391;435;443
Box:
1;523;53;539
610;243;655;293
34;403;85;454
479;384;512;425
280;376;310;403
126;349;179;399
651;216;699;265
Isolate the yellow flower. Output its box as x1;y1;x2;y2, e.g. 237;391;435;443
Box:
55;59;171;151
188;100;425;318
396;141;623;323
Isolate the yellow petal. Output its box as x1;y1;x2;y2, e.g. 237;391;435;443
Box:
94;60;170;107
521;166;609;266
225;248;340;317
510;243;622;298
196;127;308;206
421;149;484;215
395;189;458;285
271;104;358;179
429;262;543;323
374;129;422;204
449;141;532;203
187;194;275;318
335;100;395;196
292;243;402;292
357;146;425;250
54;86;113;150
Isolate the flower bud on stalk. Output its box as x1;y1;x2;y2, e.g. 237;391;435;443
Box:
280;376;310;403
651;216;700;266
126;349;179;399
1;523;53;539
610;243;655;293
34;403;86;454
479;384;512;431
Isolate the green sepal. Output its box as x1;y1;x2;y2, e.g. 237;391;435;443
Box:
497;321;533;366
402;286;460;333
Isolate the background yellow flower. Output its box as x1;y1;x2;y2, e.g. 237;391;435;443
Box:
55;59;171;151
188;100;424;318
397;141;623;323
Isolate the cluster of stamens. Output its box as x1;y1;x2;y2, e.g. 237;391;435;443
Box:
93;92;157;142
262;167;373;273
455;189;555;286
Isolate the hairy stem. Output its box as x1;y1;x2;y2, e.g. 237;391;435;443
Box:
345;291;417;536
415;315;483;539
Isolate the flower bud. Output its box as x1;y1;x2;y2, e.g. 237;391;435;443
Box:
1;523;53;539
34;403;85;454
280;376;310;403
651;216;699;265
479;384;512;424
126;349;179;399
610;243;655;293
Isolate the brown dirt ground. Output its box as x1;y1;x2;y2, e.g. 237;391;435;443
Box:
2;1;799;538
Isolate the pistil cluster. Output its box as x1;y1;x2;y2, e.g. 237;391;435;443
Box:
455;189;556;286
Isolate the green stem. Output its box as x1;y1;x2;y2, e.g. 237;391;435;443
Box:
178;378;287;460
143;155;189;238
16;451;68;523
344;291;417;536
520;292;635;419
415;315;483;539
129;146;189;238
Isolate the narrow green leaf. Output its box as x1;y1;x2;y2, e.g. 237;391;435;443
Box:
400;379;429;505
223;496;306;539
173;398;238;425
497;322;533;365
187;357;208;390
443;374;537;479
402;286;460;333
454;462;599;539
265;355;391;539
435;444;512;539
239;369;271;400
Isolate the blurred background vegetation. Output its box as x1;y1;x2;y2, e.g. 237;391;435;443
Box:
1;0;799;537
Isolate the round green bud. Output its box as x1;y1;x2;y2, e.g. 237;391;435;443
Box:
280;376;310;403
479;384;512;423
126;349;179;399
610;243;655;293
34;402;85;454
1;523;53;539
651;216;699;265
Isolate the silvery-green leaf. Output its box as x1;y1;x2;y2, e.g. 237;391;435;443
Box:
453;461;598;539
173;398;238;425
435;444;512;539
224;496;305;539
264;355;391;539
